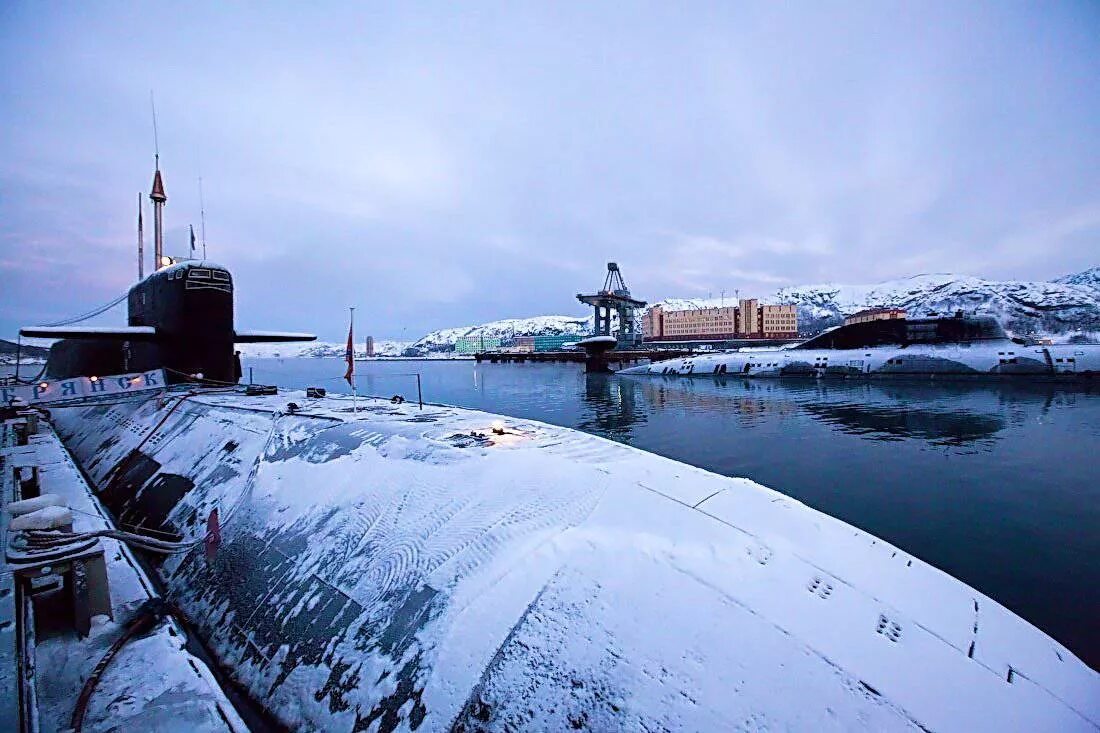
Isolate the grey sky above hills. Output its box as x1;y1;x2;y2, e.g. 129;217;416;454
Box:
2;4;1097;340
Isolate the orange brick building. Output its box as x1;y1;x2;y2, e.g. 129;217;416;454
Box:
643;299;797;341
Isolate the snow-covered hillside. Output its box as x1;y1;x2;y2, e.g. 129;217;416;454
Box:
645;268;1098;336
237;340;412;359
412;315;592;352
775;268;1100;335
1056;265;1100;292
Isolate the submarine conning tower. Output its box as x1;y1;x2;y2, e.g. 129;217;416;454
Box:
33;262;228;383
21;157;315;383
125;260;238;382
32;259;316;384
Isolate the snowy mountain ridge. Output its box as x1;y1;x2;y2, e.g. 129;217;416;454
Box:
1055;265;1100;291
774;269;1099;334
237;339;412;359
411;314;593;351
631;268;1099;336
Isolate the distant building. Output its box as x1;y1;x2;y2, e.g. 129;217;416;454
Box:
760;304;798;337
844;307;906;326
533;335;575;352
455;335;502;354
365;336;374;357
500;336;534;353
644;300;797;341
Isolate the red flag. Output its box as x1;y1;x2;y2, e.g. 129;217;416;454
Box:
344;317;354;387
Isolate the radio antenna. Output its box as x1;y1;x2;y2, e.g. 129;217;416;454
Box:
198;176;207;259
150;90;160;167
137;192;144;280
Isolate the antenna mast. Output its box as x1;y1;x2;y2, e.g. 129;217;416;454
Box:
150;91;160;167
148;91;167;268
137;192;144;280
198;177;207;260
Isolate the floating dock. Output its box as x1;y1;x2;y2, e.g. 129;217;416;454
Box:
473;348;693;366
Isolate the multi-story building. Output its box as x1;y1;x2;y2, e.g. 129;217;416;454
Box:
644;304;738;340
365;335;374;357
533;335;576;352
500;336;535;353
760;304;797;337
454;335;502;354
643;300;798;341
737;298;760;335
844;307;906;326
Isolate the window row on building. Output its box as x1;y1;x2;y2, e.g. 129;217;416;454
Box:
642;299;798;341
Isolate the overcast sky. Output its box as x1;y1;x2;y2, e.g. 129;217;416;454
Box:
2;3;1097;340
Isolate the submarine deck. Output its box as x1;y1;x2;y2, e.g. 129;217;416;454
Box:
33;387;1100;731
1;413;246;732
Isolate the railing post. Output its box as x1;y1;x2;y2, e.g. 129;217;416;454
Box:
416;373;423;409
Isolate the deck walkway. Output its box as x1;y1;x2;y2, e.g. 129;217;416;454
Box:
1;412;245;733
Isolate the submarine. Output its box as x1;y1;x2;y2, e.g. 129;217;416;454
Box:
20;165;313;383
622;312;1100;378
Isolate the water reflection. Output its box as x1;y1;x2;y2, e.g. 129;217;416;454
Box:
611;376;1091;448
576;374;648;440
799;400;1004;444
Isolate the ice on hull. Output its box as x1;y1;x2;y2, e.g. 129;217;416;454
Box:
50;392;1098;732
623;341;1100;379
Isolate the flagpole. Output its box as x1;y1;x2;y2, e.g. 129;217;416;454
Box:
350;306;358;414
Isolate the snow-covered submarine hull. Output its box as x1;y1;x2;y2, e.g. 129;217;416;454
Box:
623;340;1100;379
49;390;1099;732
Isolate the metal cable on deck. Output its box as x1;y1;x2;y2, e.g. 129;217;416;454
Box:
161;366;243;387
20;527;201;555
70;598;172;732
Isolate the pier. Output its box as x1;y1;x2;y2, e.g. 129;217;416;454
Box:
473;348;694;367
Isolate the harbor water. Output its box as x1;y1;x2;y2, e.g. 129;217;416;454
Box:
242;357;1100;669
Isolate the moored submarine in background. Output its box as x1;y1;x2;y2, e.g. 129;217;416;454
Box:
623;313;1100;379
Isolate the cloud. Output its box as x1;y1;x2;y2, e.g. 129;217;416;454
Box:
1;3;1098;339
